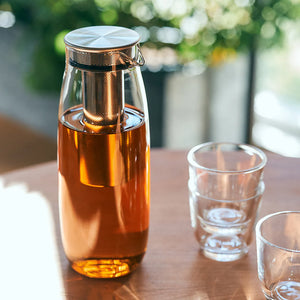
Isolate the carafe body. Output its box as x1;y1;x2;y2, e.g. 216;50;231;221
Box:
57;26;150;278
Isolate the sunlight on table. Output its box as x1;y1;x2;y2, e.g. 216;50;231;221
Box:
0;179;65;299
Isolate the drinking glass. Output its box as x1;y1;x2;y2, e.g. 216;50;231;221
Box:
256;211;300;300
188;142;267;262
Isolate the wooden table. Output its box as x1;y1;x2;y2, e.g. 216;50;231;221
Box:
0;149;299;299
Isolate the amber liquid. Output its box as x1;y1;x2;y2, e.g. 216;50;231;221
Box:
58;105;150;278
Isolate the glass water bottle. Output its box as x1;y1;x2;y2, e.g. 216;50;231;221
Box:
57;26;150;278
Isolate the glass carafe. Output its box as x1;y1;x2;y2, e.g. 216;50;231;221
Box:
57;26;150;278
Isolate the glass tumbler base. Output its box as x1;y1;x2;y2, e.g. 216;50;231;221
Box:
201;235;248;262
71;253;144;278
261;281;300;299
272;281;300;300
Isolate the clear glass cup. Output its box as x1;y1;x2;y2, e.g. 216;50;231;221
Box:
256;211;300;300
187;142;267;262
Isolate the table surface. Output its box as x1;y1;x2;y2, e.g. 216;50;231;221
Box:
0;149;299;300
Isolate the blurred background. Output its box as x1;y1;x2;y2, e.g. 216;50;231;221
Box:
0;0;299;172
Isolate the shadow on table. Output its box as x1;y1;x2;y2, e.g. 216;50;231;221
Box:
0;114;56;173
186;250;262;300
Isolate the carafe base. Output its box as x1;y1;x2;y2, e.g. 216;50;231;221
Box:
71;253;145;278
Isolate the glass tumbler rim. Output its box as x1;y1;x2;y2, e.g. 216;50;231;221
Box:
187;142;267;174
256;211;300;253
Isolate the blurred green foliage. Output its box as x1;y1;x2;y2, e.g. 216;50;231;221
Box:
2;0;300;91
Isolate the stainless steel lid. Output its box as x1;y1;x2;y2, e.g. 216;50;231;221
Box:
64;26;144;70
